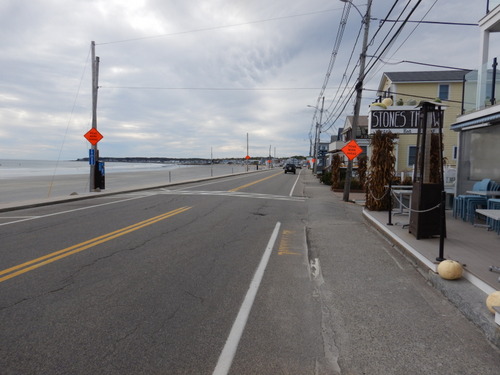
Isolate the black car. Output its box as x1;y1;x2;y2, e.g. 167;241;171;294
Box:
284;163;296;174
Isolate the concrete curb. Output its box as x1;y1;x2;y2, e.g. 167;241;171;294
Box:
427;272;500;348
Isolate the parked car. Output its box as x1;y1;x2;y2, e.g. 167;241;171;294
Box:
284;163;296;174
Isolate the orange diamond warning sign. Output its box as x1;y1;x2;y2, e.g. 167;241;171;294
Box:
84;128;103;145
341;140;363;161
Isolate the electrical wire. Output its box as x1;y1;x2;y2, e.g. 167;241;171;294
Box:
48;46;92;197
100;86;322;91
96;8;341;46
362;0;412;83
366;0;439;83
373;58;471;71
322;0;405;130
322;19;364;122
320;0;405;133
362;88;463;104
308;3;353;143
322;0;427;134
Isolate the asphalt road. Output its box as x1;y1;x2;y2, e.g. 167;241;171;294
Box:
1;169;499;374
0;169;326;374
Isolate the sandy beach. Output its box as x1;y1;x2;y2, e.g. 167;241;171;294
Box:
0;164;256;205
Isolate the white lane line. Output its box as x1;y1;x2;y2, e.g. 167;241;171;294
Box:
212;221;281;375
159;190;306;202
0;196;144;227
289;168;302;197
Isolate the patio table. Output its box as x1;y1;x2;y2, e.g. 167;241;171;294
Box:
476;209;500;221
466;191;500;198
392;189;412;215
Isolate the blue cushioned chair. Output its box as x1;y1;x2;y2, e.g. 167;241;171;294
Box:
487;198;500;234
453;179;492;223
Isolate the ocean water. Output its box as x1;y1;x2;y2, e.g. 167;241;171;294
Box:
0;159;178;179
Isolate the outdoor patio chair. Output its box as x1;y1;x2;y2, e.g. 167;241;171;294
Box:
453;179;491;222
465;196;488;224
474;178;492;191
453;195;487;222
487;198;500;234
490;181;500;191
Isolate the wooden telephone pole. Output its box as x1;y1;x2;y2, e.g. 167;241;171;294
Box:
90;41;100;191
343;0;372;202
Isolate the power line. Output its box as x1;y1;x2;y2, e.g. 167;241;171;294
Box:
398;60;471;71
308;3;353;143
362;0;423;84
369;57;472;71
374;19;478;26
100;86;322;91
362;88;464;104
321;0;405;132
96;8;341;46
365;0;439;82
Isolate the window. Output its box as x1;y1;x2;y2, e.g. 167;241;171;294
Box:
438;84;449;100
408;146;417;166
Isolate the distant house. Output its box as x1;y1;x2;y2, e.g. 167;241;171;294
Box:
376;70;470;175
342;115;369;159
327;116;369;171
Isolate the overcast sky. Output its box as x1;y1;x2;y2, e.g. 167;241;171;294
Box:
0;0;494;160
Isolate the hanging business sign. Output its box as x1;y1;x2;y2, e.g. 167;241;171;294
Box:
369;106;444;134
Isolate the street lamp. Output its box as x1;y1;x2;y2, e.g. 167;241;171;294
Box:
307;97;325;174
340;0;364;19
341;0;372;202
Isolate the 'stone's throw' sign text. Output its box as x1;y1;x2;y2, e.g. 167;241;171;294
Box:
369;106;443;134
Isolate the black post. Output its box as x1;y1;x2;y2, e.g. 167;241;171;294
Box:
461;74;466;115
437;190;446;262
387;180;393;226
491;57;497;106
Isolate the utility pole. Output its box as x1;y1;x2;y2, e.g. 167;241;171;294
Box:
313;96;325;175
343;0;372;202
90;41;100;192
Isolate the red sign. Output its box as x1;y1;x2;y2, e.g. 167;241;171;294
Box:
84;128;103;145
341;140;363;161
245;155;251;160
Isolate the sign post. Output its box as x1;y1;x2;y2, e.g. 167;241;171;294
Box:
88;41;101;191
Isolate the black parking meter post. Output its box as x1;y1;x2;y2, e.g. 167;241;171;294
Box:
437;190;446;262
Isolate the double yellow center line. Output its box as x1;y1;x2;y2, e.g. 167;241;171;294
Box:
0;206;192;283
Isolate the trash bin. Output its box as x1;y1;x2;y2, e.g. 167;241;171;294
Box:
94;161;105;189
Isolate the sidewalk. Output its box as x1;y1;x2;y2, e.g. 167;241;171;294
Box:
327;187;500;348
